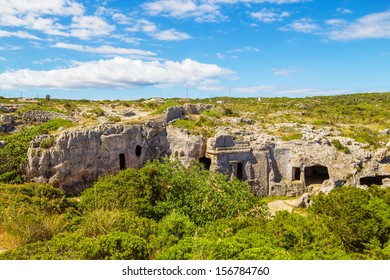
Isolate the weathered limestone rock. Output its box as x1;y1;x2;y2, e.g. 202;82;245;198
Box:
164;106;186;124
25;105;390;196
166;125;206;167
20;110;74;123
0;114;15;132
294;193;311;208
183;104;213;115
382;178;390;188
27;123;168;193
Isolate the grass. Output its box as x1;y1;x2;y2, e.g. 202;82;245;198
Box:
332;139;350;154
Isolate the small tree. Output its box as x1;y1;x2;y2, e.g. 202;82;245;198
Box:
45;94;51;101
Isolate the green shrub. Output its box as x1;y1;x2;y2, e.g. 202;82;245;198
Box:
107;115;121;122
281;132;302;141
39;137;55;149
332;139;350;154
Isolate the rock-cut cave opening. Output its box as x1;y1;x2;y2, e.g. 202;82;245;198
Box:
119;153;126;170
199;156;211;170
360;175;390;186
304;165;329;186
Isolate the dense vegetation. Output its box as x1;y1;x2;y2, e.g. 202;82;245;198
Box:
1;159;390;260
1;92;390;259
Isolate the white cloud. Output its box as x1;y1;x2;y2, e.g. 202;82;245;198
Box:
144;0;223;22
329;11;390;41
0;1;115;40
0;56;6;61
0;57;233;90
227;46;261;53
325;19;347;26
126;19;158;33
143;0;307;22
54;42;157;57
251;8;290;23
153;29;192;41
32;58;67;65
336;8;352;15
0;44;21;51
272;66;302;77
70;16;115;40
111;13;131;25
127;19;191;41
281;18;319;33
0;29;40;39
0;0;84;16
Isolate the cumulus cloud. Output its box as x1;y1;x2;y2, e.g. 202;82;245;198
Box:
280;18;319;33
126;19;191;41
144;0;222;22
152;29;192;40
1;0;84;16
70;15;115;40
251;8;290;23
328;11;390;41
143;0;307;22
0;0;115;40
0;57;233;90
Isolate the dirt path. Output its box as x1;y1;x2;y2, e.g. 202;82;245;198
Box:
267;199;298;216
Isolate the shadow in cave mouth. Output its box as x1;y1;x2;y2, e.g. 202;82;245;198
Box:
304;165;329;186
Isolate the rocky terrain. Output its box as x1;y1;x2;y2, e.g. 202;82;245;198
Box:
17;102;389;197
1;95;389;197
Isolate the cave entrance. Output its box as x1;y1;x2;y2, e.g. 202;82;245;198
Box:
360;175;390;186
292;167;301;181
304;165;329;186
199;156;211;170
237;162;244;180
135;145;142;157
119;153;126;170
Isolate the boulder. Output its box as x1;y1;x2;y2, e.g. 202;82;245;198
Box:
294;193;311;208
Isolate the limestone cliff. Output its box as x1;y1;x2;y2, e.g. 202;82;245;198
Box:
26;106;390;195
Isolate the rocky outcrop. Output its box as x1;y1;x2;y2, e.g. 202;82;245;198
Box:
21;110;74;123
27;119;207;193
205;128;389;197
0;114;15;133
166;125;206;167
28;121;169;193
26;105;390;196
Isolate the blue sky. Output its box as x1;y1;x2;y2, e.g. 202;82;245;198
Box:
0;0;390;100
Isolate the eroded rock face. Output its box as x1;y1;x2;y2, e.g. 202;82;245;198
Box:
205;130;390;197
28;122;169;193
166;125;206;167
21;110;74;123
26;105;390;196
0;114;15;132
27;119;208;193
